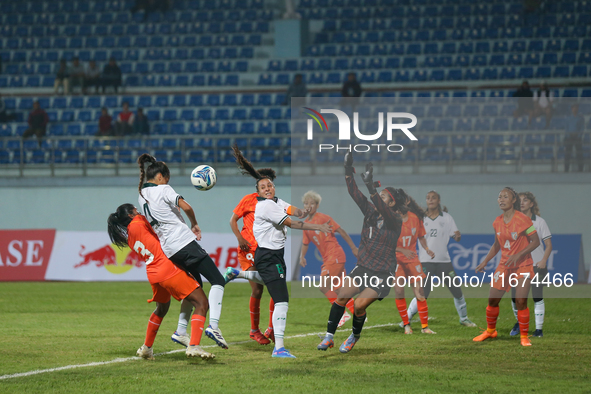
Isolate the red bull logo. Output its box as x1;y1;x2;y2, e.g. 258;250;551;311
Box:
75;244;143;274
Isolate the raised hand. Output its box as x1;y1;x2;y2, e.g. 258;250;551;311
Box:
360;162;377;195
344;152;355;176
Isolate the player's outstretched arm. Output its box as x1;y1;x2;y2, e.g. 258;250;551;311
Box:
284;217;332;235
335;227;358;257
178;198;201;240
299;243;309;267
230;213;250;251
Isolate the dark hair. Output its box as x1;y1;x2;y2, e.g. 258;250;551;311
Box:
101;106;107;111
502;187;521;212
519;191;540;216
122;101;129;107
137;153;170;200
107;203;135;249
384;187;409;215
403;192;425;221
232;145;276;189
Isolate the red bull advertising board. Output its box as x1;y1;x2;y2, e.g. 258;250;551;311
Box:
1;231;294;282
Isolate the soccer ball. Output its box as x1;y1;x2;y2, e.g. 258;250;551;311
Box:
190;165;217;191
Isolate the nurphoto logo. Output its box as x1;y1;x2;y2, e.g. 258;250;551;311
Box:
303;107;418;153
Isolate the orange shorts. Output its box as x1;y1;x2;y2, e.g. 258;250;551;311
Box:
148;270;199;304
491;264;535;292
320;262;346;280
238;248;256;271
395;261;427;280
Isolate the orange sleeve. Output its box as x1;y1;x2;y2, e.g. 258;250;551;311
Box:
418;219;426;237
233;196;248;218
302;229;310;245
324;213;340;232
519;214;535;235
286;205;293;216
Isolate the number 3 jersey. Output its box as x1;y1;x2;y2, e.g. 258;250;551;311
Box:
396;211;426;264
138;183;197;257
418;212;459;263
127;215;181;284
492;211;537;267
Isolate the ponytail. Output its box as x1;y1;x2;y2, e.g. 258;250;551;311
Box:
137;153;156;201
137;153;170;201
232;145;276;189
107;203;136;249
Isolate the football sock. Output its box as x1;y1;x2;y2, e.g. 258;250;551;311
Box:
417;300;429;329
511;298;518;320
145;313;163;348
486;305;499;333
249;296;261;331
273;302;288;349
407;297;418;321
208;284;224;330
517;308;530;338
352;313;366;339
239;270;264;285
345;298;355;315
395;299;409;326
177;299;193;336
327;301;346;335
534;300;545;330
189;314;206;346
268;299;275;329
325;290;338;304
454;296;468;321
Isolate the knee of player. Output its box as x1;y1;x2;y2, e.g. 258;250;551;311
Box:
251;285;264;298
487;298;501;307
514;298;528;309
353;299;366;315
154;301;170;317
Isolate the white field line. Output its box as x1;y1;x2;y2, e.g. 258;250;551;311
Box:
0;322;397;381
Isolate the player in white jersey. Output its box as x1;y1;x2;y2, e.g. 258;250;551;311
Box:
405;191;477;327
509;192;552;337
225;154;331;358
137;154;229;350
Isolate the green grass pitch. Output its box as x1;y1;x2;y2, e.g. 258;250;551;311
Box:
0;282;590;393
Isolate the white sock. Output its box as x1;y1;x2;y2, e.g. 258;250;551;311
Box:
511;300;518;320
273;302;288;350
208;284;224;330
177;299;193;336
407;298;418;321
534;300;545;330
454;296;468;321
325;332;334;339
239;270;265;285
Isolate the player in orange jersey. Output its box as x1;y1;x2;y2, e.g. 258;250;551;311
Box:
299;190;359;327
107;203;215;360
393;190;436;335
473;187;540;347
226;145;307;344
